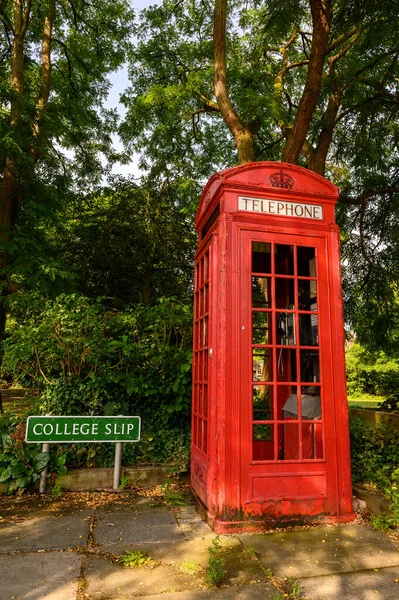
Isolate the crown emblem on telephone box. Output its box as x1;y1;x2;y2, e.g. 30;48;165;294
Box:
270;170;295;189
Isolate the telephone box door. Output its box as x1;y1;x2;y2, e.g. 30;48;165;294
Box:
239;229;338;515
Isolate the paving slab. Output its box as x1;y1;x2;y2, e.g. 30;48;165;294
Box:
94;505;185;549
0;512;91;552
298;566;399;600
123;535;241;568
174;505;213;539
0;550;82;600
239;524;399;578
111;582;281;599
85;554;205;598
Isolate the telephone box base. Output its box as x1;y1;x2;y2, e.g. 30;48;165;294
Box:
191;488;355;534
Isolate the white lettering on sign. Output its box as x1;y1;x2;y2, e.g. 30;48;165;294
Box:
238;196;323;220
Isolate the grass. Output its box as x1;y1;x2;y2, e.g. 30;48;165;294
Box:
1;389;37;417
347;394;384;410
117;549;154;568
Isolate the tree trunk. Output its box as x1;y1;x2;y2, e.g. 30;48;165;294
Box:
0;1;30;353
281;0;332;164
308;93;340;175
30;0;55;158
0;0;53;359
214;0;255;164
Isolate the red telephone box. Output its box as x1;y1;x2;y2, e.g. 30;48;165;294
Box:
191;162;354;532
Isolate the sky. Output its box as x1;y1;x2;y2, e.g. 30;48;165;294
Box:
105;0;160;177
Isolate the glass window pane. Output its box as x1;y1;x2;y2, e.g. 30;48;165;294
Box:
301;423;323;459
276;348;297;382
203;317;208;347
297;246;316;277
203;420;208;454
299;313;319;346
204;284;209;313
252;311;271;344
253;424;272;440
282;389;298;417
203;350;208;381
253;424;274;461
253;385;273;420
275;278;295;308
298;280;317;310
198;384;203;414
301;386;321;419
302;422;323;459
276;311;296;345
252;277;271;308
252;242;271;274
195;293;199;320
199;259;204;287
253;349;273;381
282;422;299;460
275;244;294;275
204;252;209;282
203;385;208;417
300;350;320;383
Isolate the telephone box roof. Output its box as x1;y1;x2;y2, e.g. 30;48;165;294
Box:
195;161;339;230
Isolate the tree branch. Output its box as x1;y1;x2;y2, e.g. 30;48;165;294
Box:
30;0;56;159
193;90;219;112
327;25;359;55
213;0;254;163
359;199;375;270
339;187;399;205
281;0;332;164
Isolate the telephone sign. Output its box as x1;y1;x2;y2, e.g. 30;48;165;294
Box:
238;196;323;219
191;162;354;532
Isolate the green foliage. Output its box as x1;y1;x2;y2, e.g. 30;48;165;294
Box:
285;578;303;600
51;482;63;497
0;415;67;493
3;296;193;419
123;0;399;350
371;468;399;532
57;178;197;307
2;295;193;470
206;536;226;588
346;342;399;400
0;418;49;493
263;568;273;578
117;550;154;568
158;480;190;507
179;560;202;575
349;416;399;488
119;475;131;490
0;0;134;186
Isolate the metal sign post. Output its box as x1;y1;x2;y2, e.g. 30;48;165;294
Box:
25;415;141;493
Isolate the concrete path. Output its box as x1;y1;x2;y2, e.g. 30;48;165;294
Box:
1;492;399;599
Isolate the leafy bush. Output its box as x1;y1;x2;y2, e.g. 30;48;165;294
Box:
0;417;68;493
349;415;399;488
346;342;399;400
3;294;192;417
2;295;193;471
370;467;399;531
206;537;226;588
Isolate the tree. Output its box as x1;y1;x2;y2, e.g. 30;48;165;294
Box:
57;176;197;306
121;0;399;350
0;0;134;343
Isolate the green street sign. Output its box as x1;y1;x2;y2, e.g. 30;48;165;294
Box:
25;416;141;444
